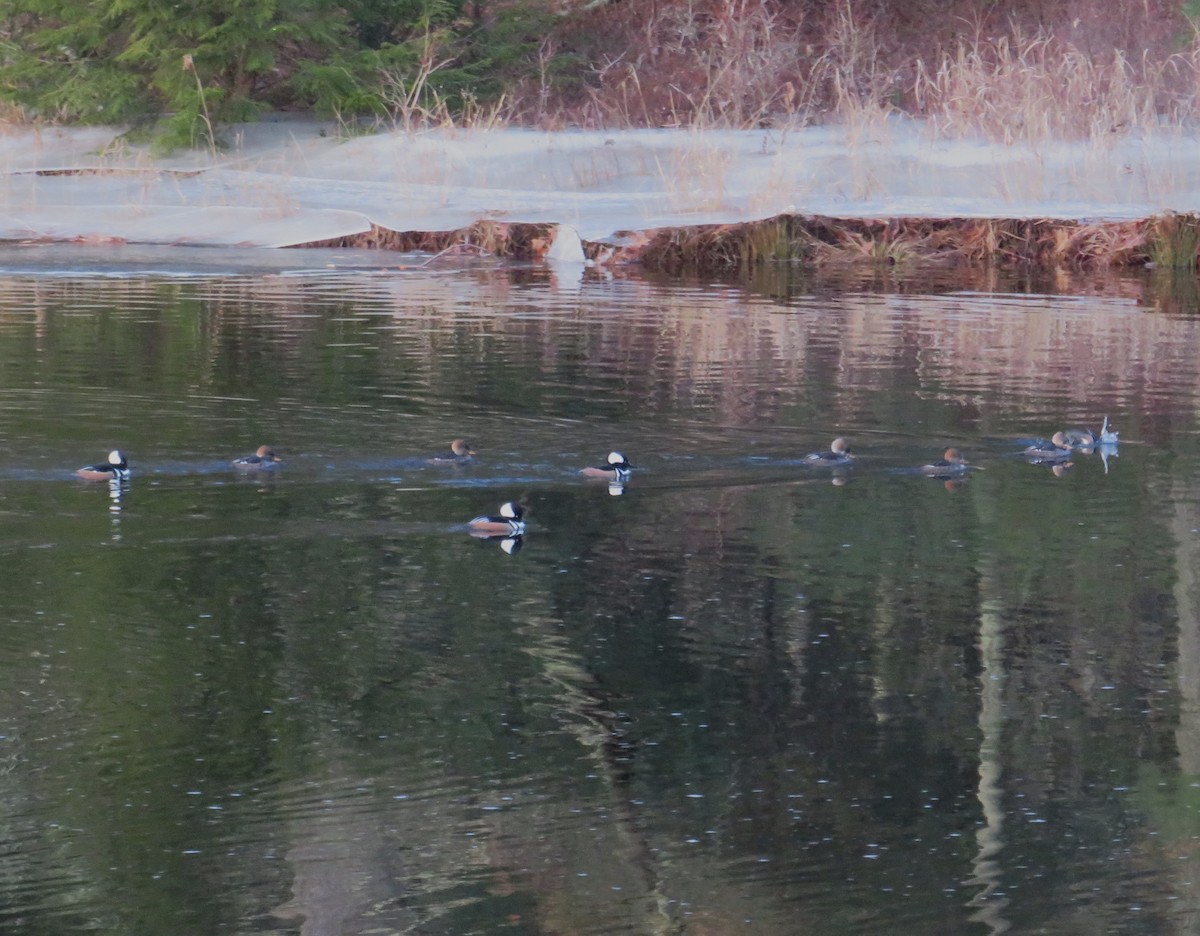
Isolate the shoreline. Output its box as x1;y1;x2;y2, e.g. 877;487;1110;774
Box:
4;119;1200;271
293;213;1196;272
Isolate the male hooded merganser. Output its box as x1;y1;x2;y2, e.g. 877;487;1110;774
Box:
1024;431;1073;462
468;501;526;536
805;437;854;466
428;438;476;465
76;450;130;481
580;452;633;481
921;448;980;477
232;445;282;469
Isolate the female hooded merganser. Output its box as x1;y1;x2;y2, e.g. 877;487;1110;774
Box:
468;501;526;536
1061;416;1119;448
1024;431;1073;462
428;438;476;465
580;452;633;481
921;448;980;477
232;445;282;469
805;437;854;466
1061;427;1097;448
76;449;130;481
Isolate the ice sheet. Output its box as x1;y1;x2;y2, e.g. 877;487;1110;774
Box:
2;115;1198;248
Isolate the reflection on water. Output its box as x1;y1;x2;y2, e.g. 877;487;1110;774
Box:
0;254;1199;934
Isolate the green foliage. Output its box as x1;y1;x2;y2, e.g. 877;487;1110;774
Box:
0;0;349;143
472;1;589;102
0;0;533;143
293;41;429;122
0;0;151;123
292;60;390;122
340;0;467;49
1148;212;1200;270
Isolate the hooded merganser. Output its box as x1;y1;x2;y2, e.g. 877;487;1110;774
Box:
232;445;282;469
1061;416;1119;448
468;501;526;536
805;437;854;466
921;447;980;477
428;438;476;465
76;449;130;482
1061;428;1097;448
1024;431;1073;463
580;451;633;481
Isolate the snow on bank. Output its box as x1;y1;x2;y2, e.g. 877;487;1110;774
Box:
2;115;1199;248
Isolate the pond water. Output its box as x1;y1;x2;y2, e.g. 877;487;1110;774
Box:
1;246;1200;935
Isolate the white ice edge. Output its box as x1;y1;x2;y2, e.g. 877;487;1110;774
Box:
2;115;1199;248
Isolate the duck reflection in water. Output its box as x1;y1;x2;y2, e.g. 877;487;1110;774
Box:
1096;442;1118;474
107;476;124;540
468;531;523;553
1026;461;1074;479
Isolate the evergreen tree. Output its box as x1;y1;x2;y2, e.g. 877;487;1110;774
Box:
0;0;348;147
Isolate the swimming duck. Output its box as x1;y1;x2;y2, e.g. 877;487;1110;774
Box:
468;501;526;536
76;449;130;482
1061;416;1119;448
921;448;980;477
1023;431;1073;463
232;445;282;469
580;451;633;481
1060;427;1097;448
805;437;854;466
428;438;476;465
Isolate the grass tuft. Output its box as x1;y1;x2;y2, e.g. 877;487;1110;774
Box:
1147;213;1200;270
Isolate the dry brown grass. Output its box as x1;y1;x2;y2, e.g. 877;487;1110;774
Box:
632;214;1200;273
292;211;1200;274
293;221;555;259
912;29;1200;144
582;0;811;128
0;101;31;129
552;0;1200;138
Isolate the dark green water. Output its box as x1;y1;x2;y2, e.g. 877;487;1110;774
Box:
1;248;1200;935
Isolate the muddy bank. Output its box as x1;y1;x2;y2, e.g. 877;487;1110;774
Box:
296;212;1200;272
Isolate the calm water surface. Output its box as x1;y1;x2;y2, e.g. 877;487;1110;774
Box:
2;247;1200;935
